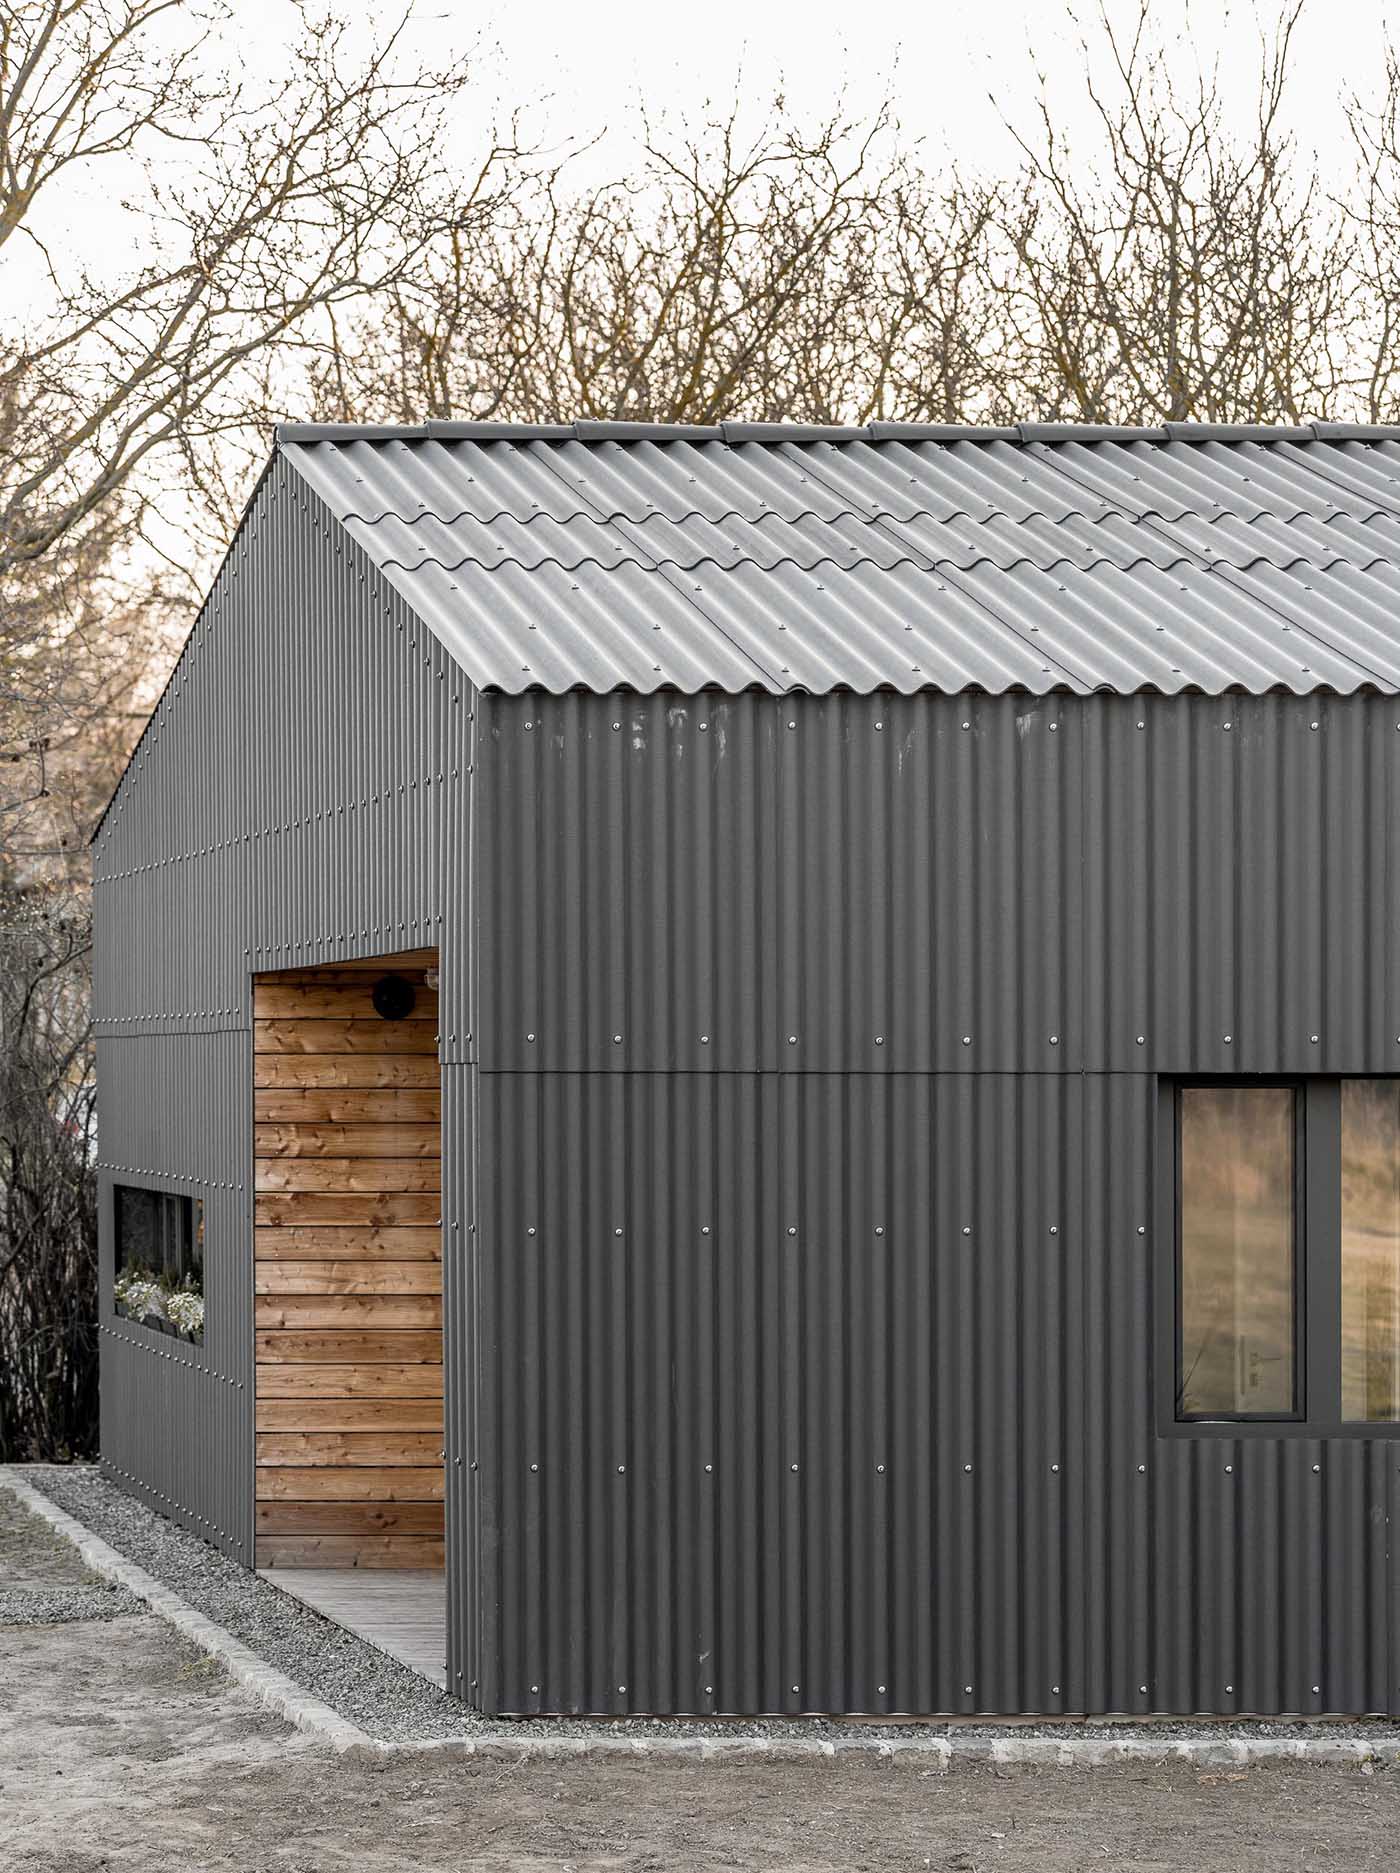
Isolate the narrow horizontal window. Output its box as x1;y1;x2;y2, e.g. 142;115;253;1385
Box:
1178;1086;1297;1418
113;1184;204;1344
1341;1078;1400;1422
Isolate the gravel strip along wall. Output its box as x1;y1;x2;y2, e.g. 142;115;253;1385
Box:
11;1463;1400;1766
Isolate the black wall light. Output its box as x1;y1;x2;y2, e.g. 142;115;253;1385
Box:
372;973;416;1020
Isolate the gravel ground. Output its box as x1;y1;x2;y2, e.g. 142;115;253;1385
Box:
21;1461;1400;1753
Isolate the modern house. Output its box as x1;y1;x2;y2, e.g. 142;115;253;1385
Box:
95;418;1400;1718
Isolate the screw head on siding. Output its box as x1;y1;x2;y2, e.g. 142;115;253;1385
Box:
1137;1225;1146;1235
874;1226;885;1237
877;1683;887;1694
614;1227;623;1237
1310;1034;1319;1044
962;1035;971;1045
701;1225;711;1236
1049;1225;1058;1235
875;1035;884;1045
526;1032;535;1042
964;1463;973;1473
1049;1034;1059;1045
877;1463;886;1473
699;1033;710;1044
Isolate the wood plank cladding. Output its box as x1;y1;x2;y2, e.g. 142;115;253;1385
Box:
253;953;443;1569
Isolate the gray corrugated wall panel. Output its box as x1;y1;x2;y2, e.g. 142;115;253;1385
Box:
474;1067;1397;1718
469;686;1400;1717
1084;694;1400;1074
93;454;466;1586
473;690;1400;1079
96;1030;254;1558
469;692;1083;1074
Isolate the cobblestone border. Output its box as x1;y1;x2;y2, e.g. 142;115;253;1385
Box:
6;1465;1400;1769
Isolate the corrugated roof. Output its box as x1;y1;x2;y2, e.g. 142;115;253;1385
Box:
278;419;1400;694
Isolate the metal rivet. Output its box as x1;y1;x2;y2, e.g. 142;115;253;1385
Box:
964;1685;974;1695
530;1463;539;1473
1138;1464;1147;1474
612;1033;623;1044
617;1465;626;1474
1224;1464;1233;1473
964;1463;973;1473
878;1683;887;1694
790;1463;798;1472
877;1463;886;1474
1226;1684;1234;1693
1049;1034;1059;1045
614;1227;623;1237
874;1035;884;1045
1313;1463;1321;1473
1137;1226;1146;1236
526;1032;536;1042
701;1225;711;1236
531;1684;539;1694
787;721;796;730
962;1226;971;1235
1223;1033;1232;1044
1051;1463;1060;1473
961;720;971;730
962;1035;971;1046
874;1226;885;1237
787;1226;797;1236
704;1463;713;1473
526;1227;536;1237
1310;1034;1319;1044
787;1035;797;1044
699;1033;710;1043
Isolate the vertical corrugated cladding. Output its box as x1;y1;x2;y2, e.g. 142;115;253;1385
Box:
441;681;478;1702
92;450;465;1572
470;686;1400;1718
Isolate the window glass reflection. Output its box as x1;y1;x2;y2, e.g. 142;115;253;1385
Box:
1179;1087;1295;1417
1341;1079;1400;1422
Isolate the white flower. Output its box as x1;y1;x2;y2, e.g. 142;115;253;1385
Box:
165;1290;204;1336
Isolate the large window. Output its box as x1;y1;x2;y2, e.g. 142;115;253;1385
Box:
112;1184;204;1344
1172;1079;1400;1431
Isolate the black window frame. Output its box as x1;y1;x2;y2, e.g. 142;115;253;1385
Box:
1156;1075;1373;1439
111;1180;205;1347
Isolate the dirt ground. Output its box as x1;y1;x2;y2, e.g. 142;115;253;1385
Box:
5;1497;1400;1871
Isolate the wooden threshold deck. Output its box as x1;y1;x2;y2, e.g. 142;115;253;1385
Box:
258;1566;447;1688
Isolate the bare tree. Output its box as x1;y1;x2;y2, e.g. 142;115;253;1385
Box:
0;885;95;1460
307;102;1009;428
986;3;1362;423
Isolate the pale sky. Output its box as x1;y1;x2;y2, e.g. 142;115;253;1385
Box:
33;0;1398;272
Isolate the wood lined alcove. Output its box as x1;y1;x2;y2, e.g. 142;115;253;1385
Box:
252;950;444;1568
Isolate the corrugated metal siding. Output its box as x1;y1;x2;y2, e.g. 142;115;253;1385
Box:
464;688;1400;1716
92;456;469;1567
283;427;1400;696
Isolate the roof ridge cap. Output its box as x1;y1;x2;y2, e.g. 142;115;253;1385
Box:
274;417;1400;448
